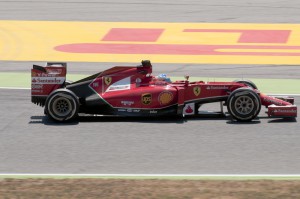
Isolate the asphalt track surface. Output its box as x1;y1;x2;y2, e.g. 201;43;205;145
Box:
0;89;299;174
1;61;300;79
0;0;300;174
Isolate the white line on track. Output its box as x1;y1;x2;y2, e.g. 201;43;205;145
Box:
269;94;300;96
0;87;30;90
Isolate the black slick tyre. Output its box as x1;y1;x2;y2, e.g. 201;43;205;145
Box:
45;89;79;122
227;88;261;122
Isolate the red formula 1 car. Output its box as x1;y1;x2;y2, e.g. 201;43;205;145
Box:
31;61;297;122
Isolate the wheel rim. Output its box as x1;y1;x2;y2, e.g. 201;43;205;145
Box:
52;97;72;117
234;96;254;115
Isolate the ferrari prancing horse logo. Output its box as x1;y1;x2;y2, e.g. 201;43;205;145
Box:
193;86;201;96
104;76;112;85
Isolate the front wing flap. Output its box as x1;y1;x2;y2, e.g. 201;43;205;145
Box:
267;105;297;118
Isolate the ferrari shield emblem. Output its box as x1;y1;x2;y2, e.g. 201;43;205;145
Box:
142;93;152;105
193;86;201;96
104;76;112;85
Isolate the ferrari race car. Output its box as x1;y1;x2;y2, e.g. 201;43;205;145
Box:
31;61;297;122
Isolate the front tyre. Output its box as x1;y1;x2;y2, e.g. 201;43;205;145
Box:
234;79;258;89
45;89;79;122
227;88;261;122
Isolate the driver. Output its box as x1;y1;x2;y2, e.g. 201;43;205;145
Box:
156;74;172;83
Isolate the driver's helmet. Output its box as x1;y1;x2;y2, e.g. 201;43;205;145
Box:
157;74;171;83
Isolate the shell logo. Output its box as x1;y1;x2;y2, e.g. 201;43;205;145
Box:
158;91;173;105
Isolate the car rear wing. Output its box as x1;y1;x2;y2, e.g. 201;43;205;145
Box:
31;62;67;106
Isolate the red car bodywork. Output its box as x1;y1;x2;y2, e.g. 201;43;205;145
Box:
31;61;297;122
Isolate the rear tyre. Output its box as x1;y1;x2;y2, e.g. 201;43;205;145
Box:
45;89;79;122
227;88;261;122
234;79;258;89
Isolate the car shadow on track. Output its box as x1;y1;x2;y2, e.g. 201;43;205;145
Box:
29;115;296;126
29;116;79;126
29;115;230;125
226;117;297;124
266;117;297;123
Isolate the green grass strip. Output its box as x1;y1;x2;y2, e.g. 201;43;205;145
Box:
0;72;299;94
